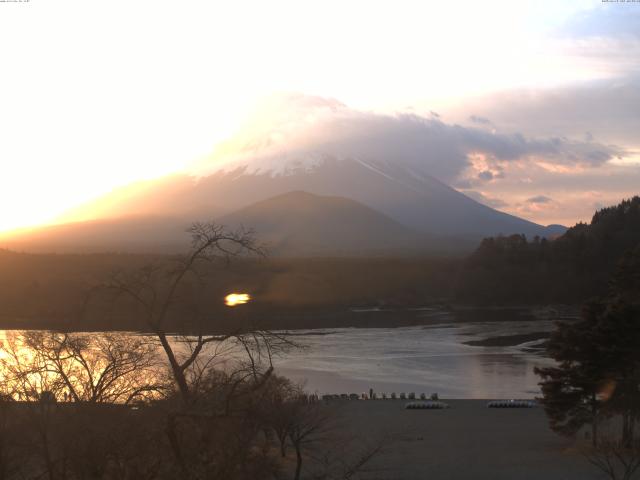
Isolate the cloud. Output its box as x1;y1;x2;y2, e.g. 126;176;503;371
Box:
199;93;640;228
469;115;491;125
207;93;626;184
457;161;640;227
463;190;508;209
527;195;553;204
478;170;494;181
446;76;640;149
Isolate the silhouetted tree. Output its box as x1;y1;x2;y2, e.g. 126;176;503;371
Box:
91;223;299;479
2;331;167;404
535;301;610;445
98;222;291;403
0;331;169;480
537;245;640;447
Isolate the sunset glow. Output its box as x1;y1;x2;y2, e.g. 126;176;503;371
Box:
0;0;638;231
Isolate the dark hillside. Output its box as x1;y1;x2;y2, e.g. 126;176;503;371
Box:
457;196;640;304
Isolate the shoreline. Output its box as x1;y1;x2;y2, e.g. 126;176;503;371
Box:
0;303;579;335
463;331;551;347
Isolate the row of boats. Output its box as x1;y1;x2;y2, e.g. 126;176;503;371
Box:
405;400;537;409
322;392;440;401
321;393;537;409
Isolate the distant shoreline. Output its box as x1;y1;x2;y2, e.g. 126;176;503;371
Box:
0;304;579;335
463;331;551;348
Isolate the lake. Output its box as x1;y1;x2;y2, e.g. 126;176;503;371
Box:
274;317;556;398
0;308;562;399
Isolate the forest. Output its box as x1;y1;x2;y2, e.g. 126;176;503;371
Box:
0;197;639;332
457;196;640;304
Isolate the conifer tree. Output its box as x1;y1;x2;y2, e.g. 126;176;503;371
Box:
536;245;640;446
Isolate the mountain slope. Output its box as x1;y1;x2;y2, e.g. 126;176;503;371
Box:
0;216;192;253
219;191;426;255
0;192;432;255
61;157;559;240
43;95;570;251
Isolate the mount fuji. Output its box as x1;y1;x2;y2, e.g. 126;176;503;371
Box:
1;96;567;254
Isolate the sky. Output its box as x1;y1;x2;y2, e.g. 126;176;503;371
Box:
0;0;639;231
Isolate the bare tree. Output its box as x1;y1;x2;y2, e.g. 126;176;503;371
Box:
284;400;386;480
0;332;61;402
287;402;335;480
0;331;169;480
312;435;387;480
262;376;300;458
86;223;303;479
0;396;24;480
583;437;640;480
0;331;167;404
98;223;284;404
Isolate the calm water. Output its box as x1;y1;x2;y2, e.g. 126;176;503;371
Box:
0;313;558;399
274;319;556;398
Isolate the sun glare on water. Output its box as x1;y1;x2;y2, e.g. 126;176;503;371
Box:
225;293;251;307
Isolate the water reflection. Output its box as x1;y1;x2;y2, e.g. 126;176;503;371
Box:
0;330;262;403
275;321;555;398
0;319;555;400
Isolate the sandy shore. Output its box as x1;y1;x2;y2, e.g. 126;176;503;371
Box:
327;399;599;480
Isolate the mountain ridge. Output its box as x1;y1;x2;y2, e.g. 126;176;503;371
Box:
56;154;564;239
218;190;428;256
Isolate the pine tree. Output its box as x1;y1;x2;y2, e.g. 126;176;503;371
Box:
536;245;640;446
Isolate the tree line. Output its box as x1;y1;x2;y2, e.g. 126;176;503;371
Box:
535;240;640;479
457;196;640;304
